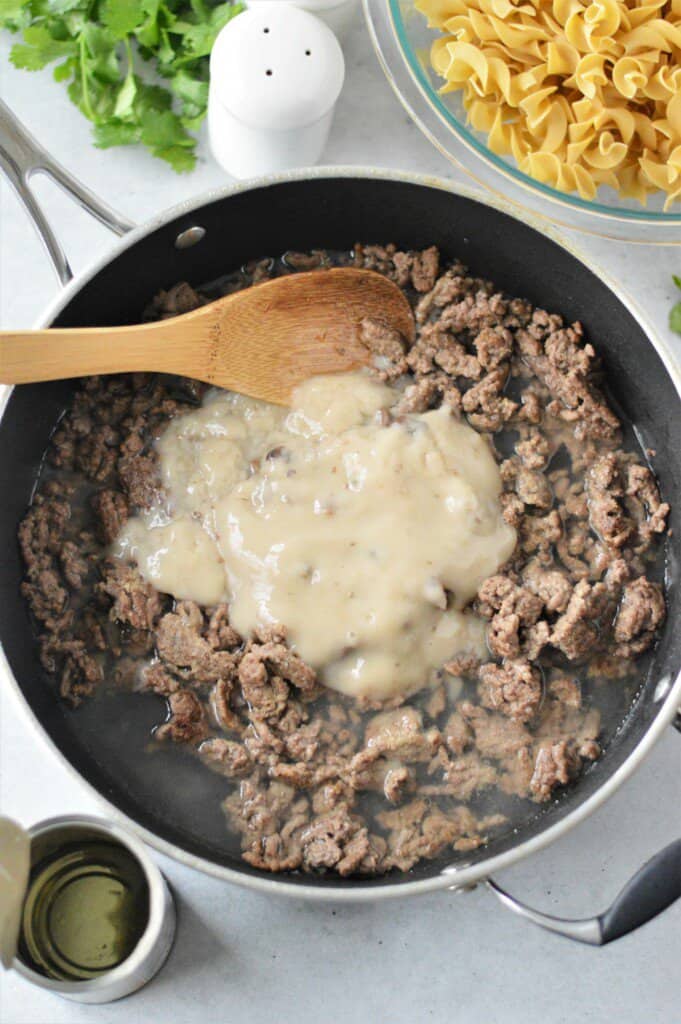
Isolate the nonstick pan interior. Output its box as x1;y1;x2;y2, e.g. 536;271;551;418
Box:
1;177;679;889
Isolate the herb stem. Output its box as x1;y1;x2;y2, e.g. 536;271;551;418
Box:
79;33;95;122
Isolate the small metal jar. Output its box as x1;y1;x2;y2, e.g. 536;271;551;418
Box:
11;815;175;1004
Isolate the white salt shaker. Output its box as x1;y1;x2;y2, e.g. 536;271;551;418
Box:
208;6;345;180
246;0;360;44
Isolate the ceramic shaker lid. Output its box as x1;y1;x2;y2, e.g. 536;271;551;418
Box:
210;5;345;131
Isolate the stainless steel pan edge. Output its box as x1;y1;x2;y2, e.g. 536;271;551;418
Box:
0;111;679;930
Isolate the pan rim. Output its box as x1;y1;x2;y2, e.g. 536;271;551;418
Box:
1;165;679;901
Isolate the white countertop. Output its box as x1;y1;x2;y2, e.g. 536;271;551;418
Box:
1;15;680;1024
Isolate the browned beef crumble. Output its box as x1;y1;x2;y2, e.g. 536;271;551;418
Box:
17;244;669;876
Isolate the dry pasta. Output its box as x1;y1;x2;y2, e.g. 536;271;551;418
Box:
415;0;681;207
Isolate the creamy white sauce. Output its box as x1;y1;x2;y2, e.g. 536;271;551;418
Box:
114;373;516;699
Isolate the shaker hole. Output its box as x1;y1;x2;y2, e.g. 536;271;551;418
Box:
305;49;311;55
264;27;269;33
266;69;273;76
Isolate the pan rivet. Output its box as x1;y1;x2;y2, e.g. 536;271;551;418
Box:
175;226;206;250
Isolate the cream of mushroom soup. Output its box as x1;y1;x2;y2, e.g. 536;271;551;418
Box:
114;373;516;699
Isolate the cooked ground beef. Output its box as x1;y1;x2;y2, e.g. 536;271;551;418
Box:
17;244;669;877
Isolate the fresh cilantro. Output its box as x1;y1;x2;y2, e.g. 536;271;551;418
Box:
1;0;244;171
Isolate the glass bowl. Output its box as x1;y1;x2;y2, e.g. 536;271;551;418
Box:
363;0;681;242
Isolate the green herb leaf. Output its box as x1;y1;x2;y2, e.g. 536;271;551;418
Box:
173;2;239;61
170;67;208;121
140;107;194;149
171;68;208;107
81;22;121;85
673;275;681;291
53;57;75;82
101;0;145;40
670;302;681;335
93;119;140;147
0;0;29;29
135;81;172;113
113;68;137;119
154;143;196;172
10;25;78;69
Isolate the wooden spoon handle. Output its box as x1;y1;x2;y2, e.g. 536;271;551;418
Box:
0;322;192;384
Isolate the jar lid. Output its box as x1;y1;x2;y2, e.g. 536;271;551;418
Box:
0;819;30;969
210;6;345;131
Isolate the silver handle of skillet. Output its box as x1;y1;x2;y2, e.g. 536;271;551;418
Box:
0;97;135;285
2;98;680;943
474;717;681;944
481;839;681;945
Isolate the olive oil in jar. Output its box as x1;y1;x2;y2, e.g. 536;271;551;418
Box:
18;841;149;981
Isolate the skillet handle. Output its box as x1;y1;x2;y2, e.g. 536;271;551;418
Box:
0;98;135;285
486;838;681;945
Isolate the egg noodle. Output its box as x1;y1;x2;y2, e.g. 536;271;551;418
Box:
416;0;681;206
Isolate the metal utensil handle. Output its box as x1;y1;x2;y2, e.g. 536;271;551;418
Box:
0;98;135;285
487;838;681;945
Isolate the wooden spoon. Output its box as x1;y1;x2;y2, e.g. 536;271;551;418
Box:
0;268;415;405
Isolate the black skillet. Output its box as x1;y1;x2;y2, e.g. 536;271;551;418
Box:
0;100;679;940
